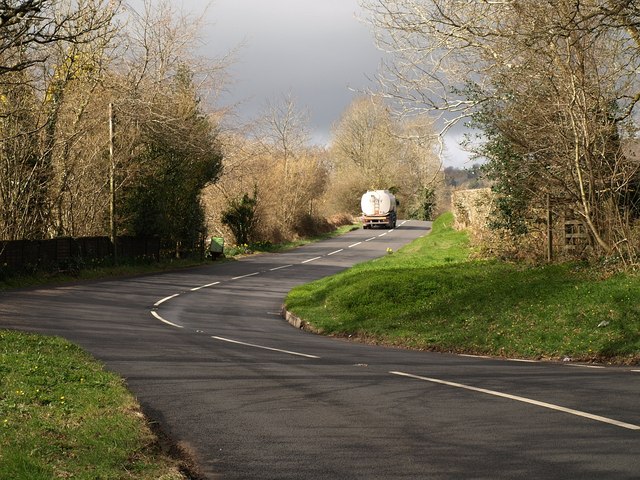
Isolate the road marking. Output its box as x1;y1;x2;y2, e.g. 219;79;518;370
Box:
232;272;260;280
365;237;376;242
378;232;388;237
212;336;320;359
508;358;539;363
190;281;221;291
348;242;362;248
632;370;640;373
327;249;344;256
154;294;180;307
270;264;293;271
390;371;640;431
459;354;492;359
389;229;395;232
151;311;183;329
565;364;606;370
302;256;322;264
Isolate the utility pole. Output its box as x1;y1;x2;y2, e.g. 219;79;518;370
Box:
546;193;553;262
109;103;117;263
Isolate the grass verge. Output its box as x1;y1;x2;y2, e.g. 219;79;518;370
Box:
285;213;640;364
224;224;360;256
0;330;191;479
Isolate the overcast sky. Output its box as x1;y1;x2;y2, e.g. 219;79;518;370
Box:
180;0;472;167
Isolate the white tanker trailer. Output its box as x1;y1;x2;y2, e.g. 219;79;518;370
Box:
360;190;397;229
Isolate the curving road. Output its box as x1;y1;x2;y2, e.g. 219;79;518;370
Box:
1;220;639;479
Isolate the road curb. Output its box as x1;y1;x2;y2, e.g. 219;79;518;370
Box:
281;308;305;329
281;308;322;334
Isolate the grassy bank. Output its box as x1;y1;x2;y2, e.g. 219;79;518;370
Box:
285;213;640;364
0;330;190;479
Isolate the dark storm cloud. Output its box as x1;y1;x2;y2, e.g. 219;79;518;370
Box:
187;0;472;165
202;0;380;143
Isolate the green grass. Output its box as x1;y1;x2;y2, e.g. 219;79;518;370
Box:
224;224;360;256
285;213;640;364
0;330;186;479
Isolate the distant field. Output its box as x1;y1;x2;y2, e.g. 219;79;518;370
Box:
285;213;640;364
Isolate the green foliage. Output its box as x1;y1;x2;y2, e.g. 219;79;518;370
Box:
221;191;257;245
407;187;436;221
0;331;183;479
286;213;640;363
119;65;222;252
465;91;532;236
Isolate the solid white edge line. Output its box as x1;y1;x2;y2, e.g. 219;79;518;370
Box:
390;371;640;431
151;310;184;329
153;293;180;307
302;256;322;264
270;264;294;271
565;364;606;369
327;249;344;256
348;242;362;248
190;281;221;291
232;272;260;280
632;370;640;373
212;336;319;359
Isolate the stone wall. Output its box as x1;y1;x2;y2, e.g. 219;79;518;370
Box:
451;188;493;233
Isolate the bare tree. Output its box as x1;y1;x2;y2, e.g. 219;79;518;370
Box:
363;0;640;260
0;0;228;249
0;0;118;76
203;95;330;244
0;0;119;240
329;95;440;217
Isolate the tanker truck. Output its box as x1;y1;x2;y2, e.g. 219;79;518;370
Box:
361;190;397;229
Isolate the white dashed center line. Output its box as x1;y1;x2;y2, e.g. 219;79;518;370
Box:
154;294;180;307
348;242;362;248
364;237;376;242
302;256;322;264
212;336;320;359
232;272;260;280
327;249;344;256
270;264;293;271
151;311;183;329
390;371;640;431
190;281;220;291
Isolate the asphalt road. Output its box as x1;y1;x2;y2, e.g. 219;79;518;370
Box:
1;220;639;479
